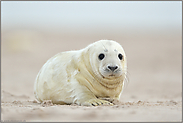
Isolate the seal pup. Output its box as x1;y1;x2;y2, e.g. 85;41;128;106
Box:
34;40;127;106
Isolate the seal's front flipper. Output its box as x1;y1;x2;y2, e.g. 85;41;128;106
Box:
81;98;113;106
72;85;113;106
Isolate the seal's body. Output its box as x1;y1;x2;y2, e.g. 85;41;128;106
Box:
34;40;127;106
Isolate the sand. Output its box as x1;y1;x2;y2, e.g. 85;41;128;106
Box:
1;29;182;122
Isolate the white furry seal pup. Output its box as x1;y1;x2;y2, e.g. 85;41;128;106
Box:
34;40;127;106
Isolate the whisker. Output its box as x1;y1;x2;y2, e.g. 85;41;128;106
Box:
123;70;130;90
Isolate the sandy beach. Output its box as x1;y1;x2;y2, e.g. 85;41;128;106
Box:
1;27;182;122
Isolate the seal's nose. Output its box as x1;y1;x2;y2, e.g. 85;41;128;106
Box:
108;66;118;72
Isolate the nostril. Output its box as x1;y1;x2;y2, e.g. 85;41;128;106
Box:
108;66;118;71
114;66;118;70
108;66;111;70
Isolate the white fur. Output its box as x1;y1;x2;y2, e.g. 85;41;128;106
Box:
34;40;127;106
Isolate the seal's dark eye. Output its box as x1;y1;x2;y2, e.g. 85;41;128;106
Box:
98;53;105;60
118;53;123;60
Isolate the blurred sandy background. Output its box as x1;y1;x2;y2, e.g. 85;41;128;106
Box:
1;1;182;122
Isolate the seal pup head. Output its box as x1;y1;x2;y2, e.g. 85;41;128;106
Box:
86;40;127;80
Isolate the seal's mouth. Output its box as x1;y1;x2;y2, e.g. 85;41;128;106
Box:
109;74;115;77
99;67;122;79
99;72;115;79
104;73;119;79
